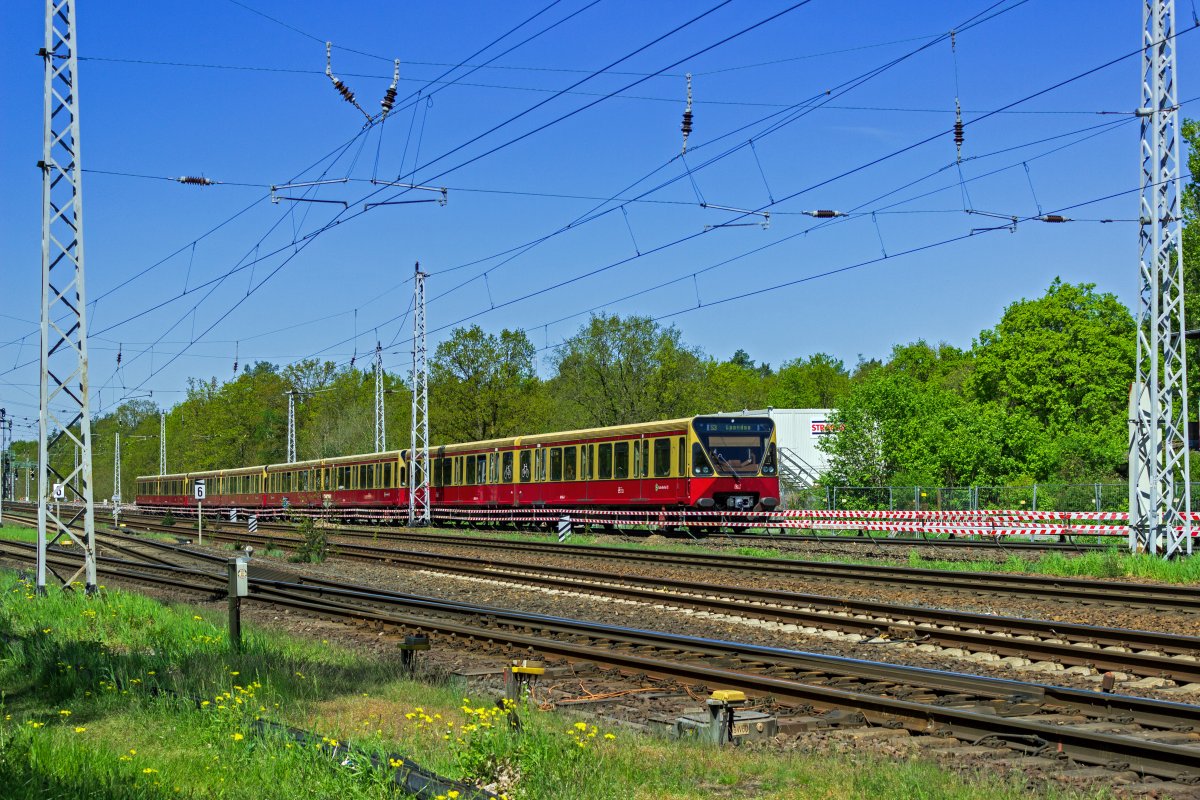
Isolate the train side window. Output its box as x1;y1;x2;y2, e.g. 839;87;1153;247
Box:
383;463;392;488
692;443;714;476
654;438;671;477
520;450;532;482
476;454;488;484
678;437;686;477
614;442;629;479
549;448;562;481
598;443;612;479
466;455;477;485
453;457;461;486
563;446;576;480
535;449;546;481
502;451;513;482
633;441;642;479
489;452;499;483
580;445;591;480
445;458;454;486
431;459;441;488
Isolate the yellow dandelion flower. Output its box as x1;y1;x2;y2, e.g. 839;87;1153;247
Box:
130;750;137;755
389;758;404;768
28;721;44;728
74;726;86;733
58;710;71;717
192;615;203;621
573;721;587;731
229;671;239;676
604;733;616;740
142;768;158;775
231;733;244;741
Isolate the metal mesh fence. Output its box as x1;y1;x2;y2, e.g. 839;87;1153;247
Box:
791;482;1200;512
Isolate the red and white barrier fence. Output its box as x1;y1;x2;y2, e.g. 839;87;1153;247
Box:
120;501;1188;538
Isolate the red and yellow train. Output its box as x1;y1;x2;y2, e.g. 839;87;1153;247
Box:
135;415;780;517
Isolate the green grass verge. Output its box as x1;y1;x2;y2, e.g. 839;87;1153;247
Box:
0;570;1080;799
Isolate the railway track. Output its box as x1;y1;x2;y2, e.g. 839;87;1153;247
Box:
6;512;1200;686
95;525;1200;685
1;502;1112;552
2;535;1200;784
78;509;1200;614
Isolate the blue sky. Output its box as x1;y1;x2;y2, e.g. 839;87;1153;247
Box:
1;0;1195;435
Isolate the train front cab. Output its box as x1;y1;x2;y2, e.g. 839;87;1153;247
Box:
685;416;779;512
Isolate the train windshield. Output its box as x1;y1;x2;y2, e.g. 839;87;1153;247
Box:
692;417;775;476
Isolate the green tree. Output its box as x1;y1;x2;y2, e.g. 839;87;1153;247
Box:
768;353;852;408
550;314;707;427
430;325;540;442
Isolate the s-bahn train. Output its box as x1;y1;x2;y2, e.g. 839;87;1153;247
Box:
135;415;780;518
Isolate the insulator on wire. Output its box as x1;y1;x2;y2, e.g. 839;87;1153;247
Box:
325;41;370;120
953;101;964;161
116;344;122;366
380;59;400;118
1039;214;1070;223
177;175;216;186
680;73;694;154
803;209;846;218
232;342;239;376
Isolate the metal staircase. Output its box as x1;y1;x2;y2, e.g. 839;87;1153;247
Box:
778;446;821;491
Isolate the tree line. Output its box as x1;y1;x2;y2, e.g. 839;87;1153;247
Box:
7;278;1138;503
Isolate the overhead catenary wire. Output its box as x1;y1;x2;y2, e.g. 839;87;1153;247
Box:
78;0;1038;391
80;0;822;403
9;3;1156;424
375;28;1189;357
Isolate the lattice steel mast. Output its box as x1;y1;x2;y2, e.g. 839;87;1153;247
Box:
37;0;98;593
408;264;430;526
1130;0;1191;557
159;411;166;475
286;391;297;463
374;341;386;452
0;407;8;525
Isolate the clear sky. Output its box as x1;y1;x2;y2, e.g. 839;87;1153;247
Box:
1;0;1196;437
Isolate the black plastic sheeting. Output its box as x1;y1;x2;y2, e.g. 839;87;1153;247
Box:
251;719;498;800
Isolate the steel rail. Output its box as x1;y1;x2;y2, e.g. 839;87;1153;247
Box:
114;510;1200;612
4;538;1200;779
11;511;1200;681
82;521;1200;683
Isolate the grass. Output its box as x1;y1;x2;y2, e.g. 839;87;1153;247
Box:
0;569;1084;799
0;525;37;542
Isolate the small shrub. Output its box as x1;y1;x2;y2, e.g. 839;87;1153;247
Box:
290;518;328;564
161;512;175;527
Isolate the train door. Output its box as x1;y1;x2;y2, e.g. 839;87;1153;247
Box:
501;450;515;505
516;448;532;506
